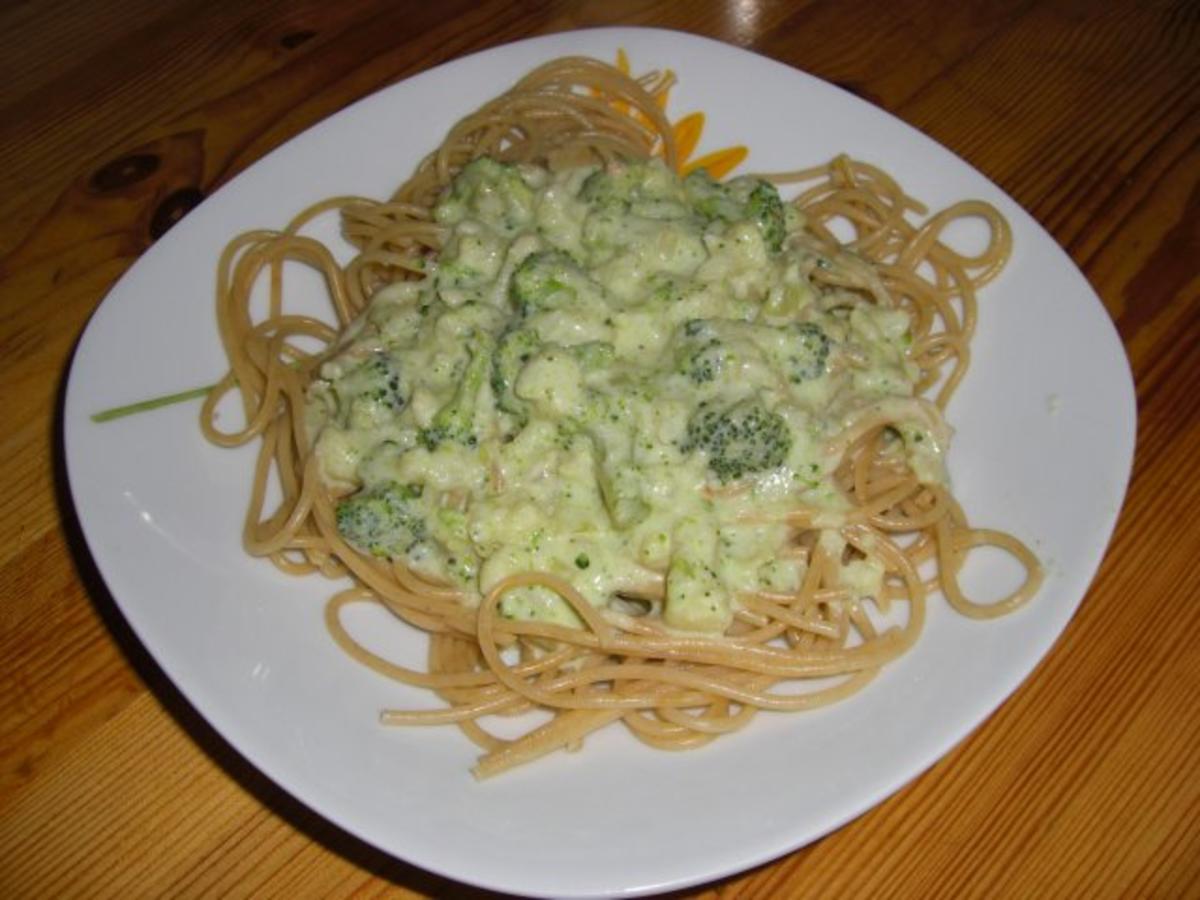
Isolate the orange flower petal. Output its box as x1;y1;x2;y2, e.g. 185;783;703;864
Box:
672;112;705;166
615;52;742;177
683;146;749;179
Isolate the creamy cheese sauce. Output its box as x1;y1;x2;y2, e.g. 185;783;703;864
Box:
307;157;945;633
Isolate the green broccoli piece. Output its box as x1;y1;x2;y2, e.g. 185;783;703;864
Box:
596;455;649;527
745;180;786;253
434;157;534;234
509;250;597;316
491;326;541;421
345;353;405;409
684;171;788;253
560;391;648;528
674;319;727;385
335;482;426;558
684;342;725;384
436;258;481;290
682;400;792;483
580;169;631;210
683;169;744;221
785;322;831;382
580;158;687;210
330;352;406;427
530;386;659;532
645;272;687;305
420;335;494;450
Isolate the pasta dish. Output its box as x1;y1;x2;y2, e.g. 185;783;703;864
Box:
202;57;1042;777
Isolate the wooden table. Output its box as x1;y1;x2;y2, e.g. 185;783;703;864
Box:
2;1;1197;896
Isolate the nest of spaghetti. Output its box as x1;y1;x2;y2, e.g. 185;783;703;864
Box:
202;57;1042;778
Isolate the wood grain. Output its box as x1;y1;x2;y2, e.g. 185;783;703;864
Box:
1;0;1198;896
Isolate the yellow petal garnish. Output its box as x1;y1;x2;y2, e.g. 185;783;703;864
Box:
672;112;705;163
609;49;746;177
683;146;749;180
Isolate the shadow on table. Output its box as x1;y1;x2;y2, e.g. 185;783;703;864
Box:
51;359;739;899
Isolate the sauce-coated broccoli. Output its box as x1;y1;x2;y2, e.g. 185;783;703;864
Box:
745;181;786;253
324;352;406;430
785;322;831;382
509;250;598;316
682;170;744;221
491;326;541;421
682;400;792;483
595;456;648;528
580;159;688;211
340;352;405;412
420;335;493;450
676;319;727;384
335;481;426;559
683;170;787;253
434;157;534;234
646;272;687;305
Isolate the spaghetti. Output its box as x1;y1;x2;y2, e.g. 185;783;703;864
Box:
202;56;1042;778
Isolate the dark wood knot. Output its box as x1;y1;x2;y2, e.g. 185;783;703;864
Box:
89;153;160;192
149;187;205;240
280;30;316;49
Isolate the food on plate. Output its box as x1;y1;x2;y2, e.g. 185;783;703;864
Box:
202;56;1042;777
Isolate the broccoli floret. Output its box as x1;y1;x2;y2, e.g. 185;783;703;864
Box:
436;258;482;291
561;391;648;528
420;335;494;450
329;352;406;427
683;169;744;221
580;169;631;210
348;353;406;410
596;456;649;527
580;159;687;210
745;181;786;253
682;400;792;483
646;272;687;305
491;326;541;421
785;322;831;382
335;481;426;558
434;157;535;234
664;556;730;632
684;342;725;384
674;319;727;385
684;170;788;253
509;250;599;316
434;230;506;304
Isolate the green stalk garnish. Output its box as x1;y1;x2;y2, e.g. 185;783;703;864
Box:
91;384;217;423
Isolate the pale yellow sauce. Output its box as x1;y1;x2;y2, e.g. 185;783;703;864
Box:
307;158;944;633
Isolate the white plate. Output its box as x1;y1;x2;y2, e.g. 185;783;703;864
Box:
64;28;1135;899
